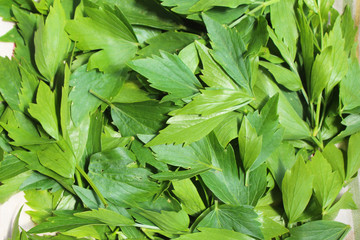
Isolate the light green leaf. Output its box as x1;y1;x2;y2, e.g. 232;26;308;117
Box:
151;167;211;181
34;0;70;82
282;155;313;223
112;80;151;103
0;57;22;111
178;43;199;73
136;209;189;234
111;101;175;137
322;144;346;183
247;94;283;170
129;51;201;103
323;191;357;220
340;57;360;113
310;47;333;102
138;31;199;57
197;205;263;239
190;0;252;11
195;41;239;90
323;18;348;97
346;131;360;180
36;140;76;179
88;148;160;206
68;65;125;126
308;151;342;209
288;220;350;239
0;171;31;204
172;179;206;215
270;0;298;61
266;143;296;188
75;208;134;226
239;117;262;171
213;111;240;148
176;227;254;240
258;216;288;240
174;88;253;116
28;81;59;140
146;112;230;146
259;61;302;91
340;6;358;53
203;14;251;92
66;4;138;72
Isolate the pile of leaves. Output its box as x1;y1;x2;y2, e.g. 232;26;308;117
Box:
0;0;359;239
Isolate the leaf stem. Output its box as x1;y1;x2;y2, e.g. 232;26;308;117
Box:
89;89;114;108
75;170;83;188
311;136;324;150
313;95;322;137
75;164;108;207
229;0;280;28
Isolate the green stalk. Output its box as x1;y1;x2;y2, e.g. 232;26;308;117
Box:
75;170;83;188
229;0;280;28
313;95;322;137
76;164;108;207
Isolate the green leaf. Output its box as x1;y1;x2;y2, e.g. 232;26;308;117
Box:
213;112;240;148
202;14;251;92
323;190;357;220
282;155;313;223
258;216;288;240
88;147;160;206
146;112;230;146
28;81;59;140
20;172;60;191
151;167;211;181
93;0;182;30
259;61;302;91
34;0;70;82
340;57;360;113
138;31;199;57
0;154;27;182
0;171;31;204
28;212;102;233
75;208;134;226
112;80;151;103
68;65;124;126
322;144;346;182
176;227;254;240
346;131;360;180
129;51;201;103
270;0;298;61
197;205;263;239
111;101;175;137
195;41;239;90
66;4;138;72
191;0;252;11
288;220;350;239
239;117;262;171
0;57;22;111
267;143;297;188
72;186;104;209
308;151;342;209
36;140;76;179
136;209;189;234
247;94;283;170
172;179;206;215
178;43;199;73
340;6;358;53
24;189;54;224
310;47;333;102
174;88;253;116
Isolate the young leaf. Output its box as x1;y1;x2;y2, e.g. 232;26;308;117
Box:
288;220;350;239
282;155;313;223
238;117;262;172
202;14;251;93
176;228;253;240
346;131;360;180
172;179;206;216
197;204;263;239
129;51;202;103
259;61;302;91
66;4;138;72
68;65;125;126
28;81;59;140
34;0;70;82
308;151;342;210
75;208;134;226
195;41;239;90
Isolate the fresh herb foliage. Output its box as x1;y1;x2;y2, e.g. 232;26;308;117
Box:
0;0;359;239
